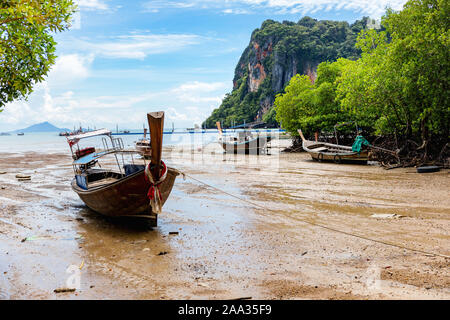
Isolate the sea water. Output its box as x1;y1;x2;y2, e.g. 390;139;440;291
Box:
0;129;284;154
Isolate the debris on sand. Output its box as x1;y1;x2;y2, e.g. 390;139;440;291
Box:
0;171;6;175
157;251;168;256
54;288;76;293
169;231;179;235
370;213;405;219
16;174;31;181
197;282;209;288
15;174;31;179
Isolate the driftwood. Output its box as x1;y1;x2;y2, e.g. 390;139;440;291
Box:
368;135;449;169
282;136;303;153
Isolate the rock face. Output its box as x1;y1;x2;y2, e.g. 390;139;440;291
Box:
204;16;369;128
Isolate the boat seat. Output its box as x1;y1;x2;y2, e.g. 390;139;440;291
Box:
75;175;88;190
123;164;145;176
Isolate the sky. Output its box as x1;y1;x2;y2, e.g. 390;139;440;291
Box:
0;0;408;131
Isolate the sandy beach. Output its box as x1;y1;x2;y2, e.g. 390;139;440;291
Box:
0;144;449;300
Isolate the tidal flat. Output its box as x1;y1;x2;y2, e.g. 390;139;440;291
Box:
0;145;449;299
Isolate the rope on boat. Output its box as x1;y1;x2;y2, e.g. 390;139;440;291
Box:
179;172;450;259
145;161;167;214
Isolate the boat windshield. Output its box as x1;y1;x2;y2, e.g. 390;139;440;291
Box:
72;150;111;165
68;129;144;175
68;129;124;159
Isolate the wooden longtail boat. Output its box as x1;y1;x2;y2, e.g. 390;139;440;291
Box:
221;136;272;155
69;112;178;226
71;165;178;218
135;128;151;158
217;122;271;155
298;129;369;164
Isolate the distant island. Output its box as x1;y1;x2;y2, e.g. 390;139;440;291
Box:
11;121;70;133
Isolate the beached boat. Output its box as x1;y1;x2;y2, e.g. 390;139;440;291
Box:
135;128;151;159
217;122;271;155
69;112;178;226
298;129;369;164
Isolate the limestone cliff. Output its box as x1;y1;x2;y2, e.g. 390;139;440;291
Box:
204;16;369;128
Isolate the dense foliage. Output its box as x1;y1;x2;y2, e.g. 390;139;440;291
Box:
0;0;76;111
275;59;362;137
275;0;449;163
204;16;369;128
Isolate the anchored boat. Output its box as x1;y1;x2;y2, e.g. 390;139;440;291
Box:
298;129;369;164
69;112;178;226
217;122;271;155
135;127;151;159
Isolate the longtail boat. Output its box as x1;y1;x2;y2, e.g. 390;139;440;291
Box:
298;129;369;164
217;122;271;155
135;127;151;159
69;112;178;226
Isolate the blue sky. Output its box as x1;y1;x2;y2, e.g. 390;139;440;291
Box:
0;0;407;131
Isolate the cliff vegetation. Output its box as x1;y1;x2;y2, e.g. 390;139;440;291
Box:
203;16;370;128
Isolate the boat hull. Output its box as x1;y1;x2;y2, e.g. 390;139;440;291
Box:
135;145;152;158
135;140;152;158
71;168;178;217
307;149;369;164
221;136;271;154
298;129;368;164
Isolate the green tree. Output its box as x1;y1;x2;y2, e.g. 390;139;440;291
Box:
203;16;368;128
0;0;76;111
337;0;449;147
274;74;314;135
274;59;355;137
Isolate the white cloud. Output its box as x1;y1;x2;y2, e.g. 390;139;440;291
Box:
0;80;229;130
46;54;94;85
171;81;227;104
174;81;228;93
222;8;251;15
142;1;196;13
77;0;110;11
70;34;202;59
141;0;407;18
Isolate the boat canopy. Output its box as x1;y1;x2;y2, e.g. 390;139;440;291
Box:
72;151;111;165
67;129;111;142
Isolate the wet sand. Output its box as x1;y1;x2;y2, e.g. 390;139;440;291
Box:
0;145;449;299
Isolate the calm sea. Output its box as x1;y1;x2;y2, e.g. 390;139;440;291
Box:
0;129;284;153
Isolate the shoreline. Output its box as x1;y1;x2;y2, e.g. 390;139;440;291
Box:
0;149;449;299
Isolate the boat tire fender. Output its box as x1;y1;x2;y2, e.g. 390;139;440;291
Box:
333;155;342;164
318;153;324;162
416;166;440;173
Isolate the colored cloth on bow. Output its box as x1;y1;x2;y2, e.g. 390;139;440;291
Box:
352;135;371;153
145;161;168;214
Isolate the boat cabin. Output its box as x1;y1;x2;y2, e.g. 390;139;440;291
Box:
68;129;146;191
